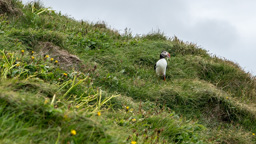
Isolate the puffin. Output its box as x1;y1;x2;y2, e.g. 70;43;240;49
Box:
154;51;171;81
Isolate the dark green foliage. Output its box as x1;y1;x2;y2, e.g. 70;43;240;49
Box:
142;30;167;41
170;36;209;57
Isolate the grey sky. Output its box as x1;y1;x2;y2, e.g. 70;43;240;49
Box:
22;0;256;75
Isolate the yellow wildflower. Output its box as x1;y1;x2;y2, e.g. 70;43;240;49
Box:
55;60;58;63
131;141;136;144
16;63;20;67
71;129;76;136
50;58;54;61
75;105;79;109
126;106;129;112
132;118;136;122
31;51;34;54
64;114;69;120
45;55;49;58
63;113;71;121
21;50;24;56
97;112;101;116
44;99;49;104
253;133;255;136
63;73;68;76
31;56;35;60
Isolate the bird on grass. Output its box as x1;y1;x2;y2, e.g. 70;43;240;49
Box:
154;51;170;81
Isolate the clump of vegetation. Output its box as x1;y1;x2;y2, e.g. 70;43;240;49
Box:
142;29;167;41
0;0;255;143
0;0;22;15
0;49;118;143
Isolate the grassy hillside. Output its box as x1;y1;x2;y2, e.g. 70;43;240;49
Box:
0;0;256;143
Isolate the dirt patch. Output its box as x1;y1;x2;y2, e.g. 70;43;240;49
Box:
0;0;21;15
35;42;85;71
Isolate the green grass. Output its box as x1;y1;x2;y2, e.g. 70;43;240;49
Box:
0;0;255;143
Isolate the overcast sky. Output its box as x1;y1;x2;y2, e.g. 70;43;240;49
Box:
22;0;256;75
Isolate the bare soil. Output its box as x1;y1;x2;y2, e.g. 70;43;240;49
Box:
36;42;85;71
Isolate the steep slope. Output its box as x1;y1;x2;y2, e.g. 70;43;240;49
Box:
0;1;255;143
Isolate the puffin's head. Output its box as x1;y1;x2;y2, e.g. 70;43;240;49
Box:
160;51;170;59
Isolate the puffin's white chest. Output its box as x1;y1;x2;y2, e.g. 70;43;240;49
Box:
155;58;167;76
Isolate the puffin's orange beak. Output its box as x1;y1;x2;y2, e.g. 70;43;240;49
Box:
168;53;171;58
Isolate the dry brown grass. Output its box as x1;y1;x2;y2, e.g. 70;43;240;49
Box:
0;0;21;15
